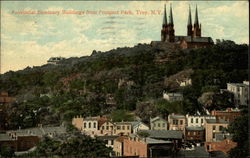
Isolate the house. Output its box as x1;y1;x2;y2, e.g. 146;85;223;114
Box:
186;114;216;127
72;116;84;131
226;81;249;106
205;133;237;154
138;130;183;150
178;78;192;87
113;136;128;156
211;108;241;123
114;121;132;136
185;126;205;143
47;57;65;65
150;116;168;130
0;125;66;152
163;92;183;102
205;119;229;142
123;134;174;158
131;121;149;134
168;114;186;130
0;133;40;152
99;120;115;136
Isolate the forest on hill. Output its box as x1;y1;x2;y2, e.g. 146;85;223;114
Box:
0;40;248;129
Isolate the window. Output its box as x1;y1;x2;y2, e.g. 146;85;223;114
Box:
213;125;216;130
84;123;86;128
102;126;105;130
193;132;196;135
213;133;215;139
117;126;121;130
106;126;109;130
196;118;198;123
191;118;193;123
89;122;91;128
219;126;223;131
154;123;156;127
173;120;178;125
162;123;165;127
94;122;96;128
122;126;125;130
158;123;161;127
201;119;203;124
111;140;114;145
127;126;130;130
180;120;183;125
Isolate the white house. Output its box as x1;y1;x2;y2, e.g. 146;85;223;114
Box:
163;92;183;102
82;117;99;137
177;78;192;87
150;116;168;130
186;115;216;127
131;121;149;134
227;81;249;106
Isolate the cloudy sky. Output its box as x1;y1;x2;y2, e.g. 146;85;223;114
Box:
1;1;249;73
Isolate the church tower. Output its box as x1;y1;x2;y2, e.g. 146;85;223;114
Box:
193;5;201;37
161;4;168;42
167;4;175;42
187;5;193;36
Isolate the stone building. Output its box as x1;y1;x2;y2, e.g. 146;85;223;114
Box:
168;114;186;130
211;108;241;123
226;81;249;106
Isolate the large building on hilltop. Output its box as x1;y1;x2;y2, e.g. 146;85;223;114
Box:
152;4;214;49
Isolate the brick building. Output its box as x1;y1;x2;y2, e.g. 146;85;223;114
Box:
151;4;213;49
185;126;205;143
123;135;174;158
205;134;237;154
211;108;241;123
205;119;229;142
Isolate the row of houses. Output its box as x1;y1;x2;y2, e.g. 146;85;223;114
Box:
72;108;240;156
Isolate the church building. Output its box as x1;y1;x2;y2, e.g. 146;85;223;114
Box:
153;4;214;49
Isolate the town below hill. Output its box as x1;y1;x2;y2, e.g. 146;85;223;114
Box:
0;40;248;157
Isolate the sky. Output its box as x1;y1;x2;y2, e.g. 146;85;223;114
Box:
1;1;249;73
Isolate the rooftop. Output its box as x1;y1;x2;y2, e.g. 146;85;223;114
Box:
145;137;172;144
186;126;204;131
139;130;183;139
150;116;166;123
227;83;249;87
169;114;186;119
175;36;214;43
0;134;12;141
206;119;229;124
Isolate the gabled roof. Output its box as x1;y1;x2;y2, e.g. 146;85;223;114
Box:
130;121;149;129
150;116;167;123
139;130;183;139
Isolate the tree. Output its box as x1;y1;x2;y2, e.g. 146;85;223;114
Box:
110;109;134;122
227;110;248;158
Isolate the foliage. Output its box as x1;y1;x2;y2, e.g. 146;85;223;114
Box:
0;145;14;157
227;110;249;158
110;109;134;122
137;131;150;138
32;134;112;157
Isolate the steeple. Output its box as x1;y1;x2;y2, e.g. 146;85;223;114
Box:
187;5;193;36
194;5;199;26
167;3;175;42
162;4;167;26
193;5;201;37
188;5;192;26
169;4;174;26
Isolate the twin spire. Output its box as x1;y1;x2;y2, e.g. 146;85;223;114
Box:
162;4;174;26
162;4;200;27
188;5;199;26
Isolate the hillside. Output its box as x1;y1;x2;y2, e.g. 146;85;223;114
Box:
0;40;248;129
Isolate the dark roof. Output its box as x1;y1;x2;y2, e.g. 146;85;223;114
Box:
169;114;185;119
186;126;204;131
139;130;183;139
206;119;229;124
215;133;232;142
177;146;210;158
175;36;213;43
